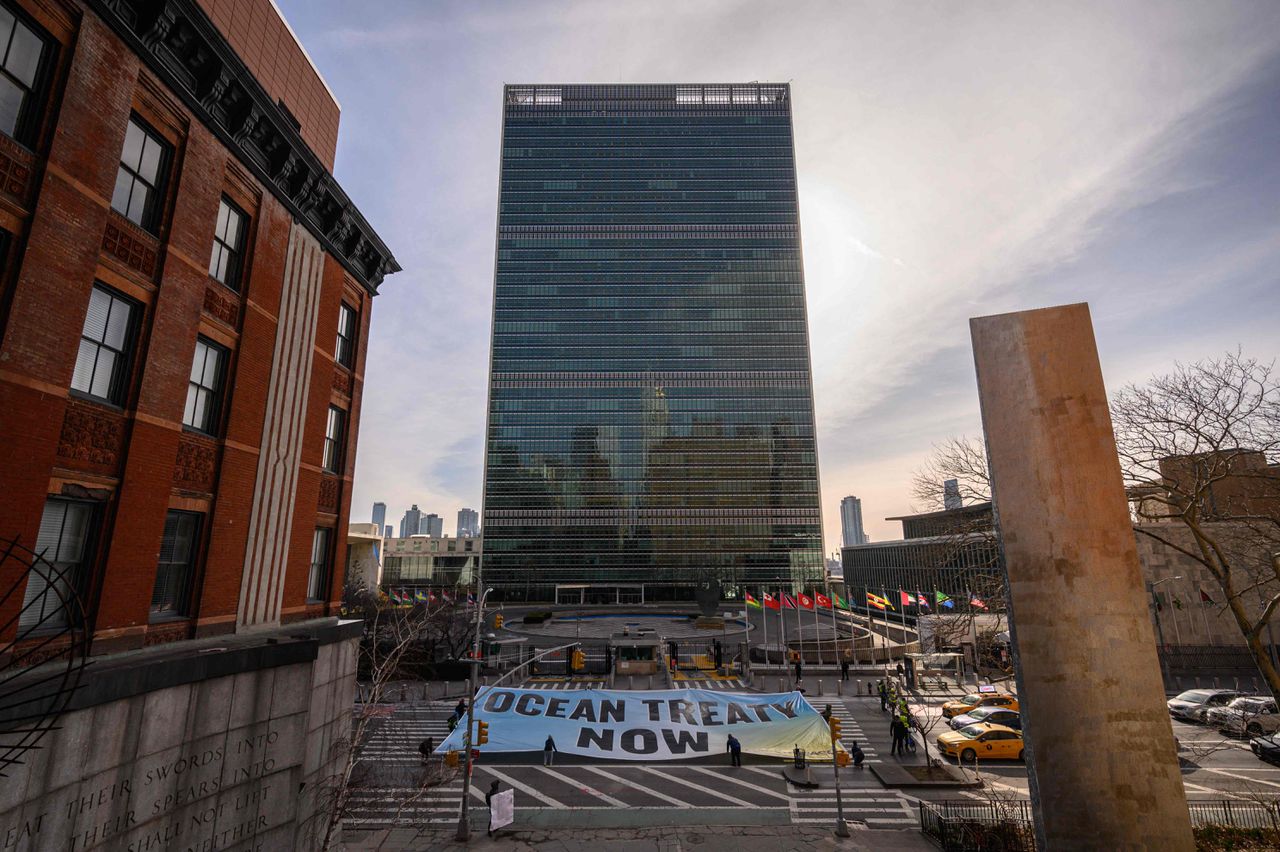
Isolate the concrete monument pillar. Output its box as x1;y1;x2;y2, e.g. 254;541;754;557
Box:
970;303;1194;851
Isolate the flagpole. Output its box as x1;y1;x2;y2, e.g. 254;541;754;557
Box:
778;589;788;675
880;587;890;677
828;579;841;667
811;590;823;666
792;588;803;674
760;590;769;666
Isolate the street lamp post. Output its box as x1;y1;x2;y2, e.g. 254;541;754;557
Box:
455;586;493;841
1149;576;1182;687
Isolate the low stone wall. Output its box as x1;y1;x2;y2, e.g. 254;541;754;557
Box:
0;618;359;851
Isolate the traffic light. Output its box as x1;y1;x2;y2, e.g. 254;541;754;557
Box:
829;717;843;742
444;749;459;767
476;720;489;745
836;750;851;767
571;647;586;671
494;613;504;629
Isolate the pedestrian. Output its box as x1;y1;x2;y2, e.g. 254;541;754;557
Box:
485;780;501;837
455;698;466;719
851;741;865;769
840;656;850;682
418;737;434;765
877;680;888;712
543;735;557;766
446;713;458;733
822;704;833;721
890;715;907;756
896;661;904;679
794;658;802;681
726;733;742;768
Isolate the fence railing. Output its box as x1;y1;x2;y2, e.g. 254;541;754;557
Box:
1188;799;1280;830
920;799;1280;850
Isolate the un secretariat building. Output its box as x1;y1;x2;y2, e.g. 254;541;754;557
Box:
481;84;824;603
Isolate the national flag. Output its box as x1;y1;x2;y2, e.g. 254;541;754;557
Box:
797;593;815;610
428;590;438;604
917;593;930;609
970;594;988;610
762;592;781;611
833;592;849;610
467;592;477;607
1200;588;1216;605
414;590;428;603
815;592;832;609
866;592;886;610
781;594;798;609
900;590;913;607
441;591;453;604
745;593;762;609
935;591;954;608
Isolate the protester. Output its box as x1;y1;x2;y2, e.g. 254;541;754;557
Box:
418;737;433;765
851;741;865;768
544;735;557;766
455;698;466;718
877;680;888;712
840;654;851;681
726;733;742;768
485;780;502;837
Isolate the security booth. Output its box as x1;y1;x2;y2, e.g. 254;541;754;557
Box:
905;652;965;689
614;636;661;675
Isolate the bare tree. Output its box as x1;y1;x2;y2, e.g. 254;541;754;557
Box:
909;437;1008;673
315;587;470;850
1111;352;1280;702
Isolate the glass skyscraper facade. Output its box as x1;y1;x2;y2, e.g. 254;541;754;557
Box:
481;84;823;601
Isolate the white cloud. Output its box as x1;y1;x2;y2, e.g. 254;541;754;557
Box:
280;0;1280;545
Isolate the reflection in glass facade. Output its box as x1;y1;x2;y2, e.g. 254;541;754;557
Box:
481;84;823;601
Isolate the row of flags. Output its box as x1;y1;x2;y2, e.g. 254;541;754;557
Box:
384;589;478;607
742;589;989;613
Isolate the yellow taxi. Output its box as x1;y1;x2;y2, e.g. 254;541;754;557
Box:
937;723;1024;763
941;691;1019;719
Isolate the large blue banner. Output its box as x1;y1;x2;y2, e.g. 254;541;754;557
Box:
436;687;841;761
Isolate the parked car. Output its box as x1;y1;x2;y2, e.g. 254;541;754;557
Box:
1208;696;1280;738
1250;733;1280;766
949;706;1022;731
937;723;1024;763
941;692;1019;719
1167;689;1242;724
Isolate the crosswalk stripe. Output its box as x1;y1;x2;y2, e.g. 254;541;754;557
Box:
536;767;628;807
685;766;791;803
638;766;756;808
482;767;568;807
580;766;692;808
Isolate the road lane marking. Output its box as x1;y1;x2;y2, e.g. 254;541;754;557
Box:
686;766;792;802
1201;768;1280;789
582;766;692;808
482;767;569;807
638;766;756;807
534;767;628;806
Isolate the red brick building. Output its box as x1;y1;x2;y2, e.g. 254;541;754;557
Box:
0;0;398;657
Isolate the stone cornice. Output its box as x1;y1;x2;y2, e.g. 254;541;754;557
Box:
85;0;400;294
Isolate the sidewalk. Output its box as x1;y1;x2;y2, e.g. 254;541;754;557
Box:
348;824;938;851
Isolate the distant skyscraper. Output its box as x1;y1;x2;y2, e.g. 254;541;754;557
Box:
372;502;386;530
943;479;962;510
840;496;868;547
420;513;443;538
481;83;823;601
384;525;393;539
399;505;422;539
457;508;479;538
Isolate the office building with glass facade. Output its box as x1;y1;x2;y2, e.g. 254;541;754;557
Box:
481;83;823;601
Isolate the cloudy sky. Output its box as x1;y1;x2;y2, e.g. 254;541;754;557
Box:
278;0;1280;548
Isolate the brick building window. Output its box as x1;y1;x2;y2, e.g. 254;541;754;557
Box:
150;510;201;618
111;115;170;232
71;283;138;405
184;336;227;435
308;527;331;601
335;302;356;368
323;406;345;473
208;197;246;290
0;5;48;145
19;499;94;633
